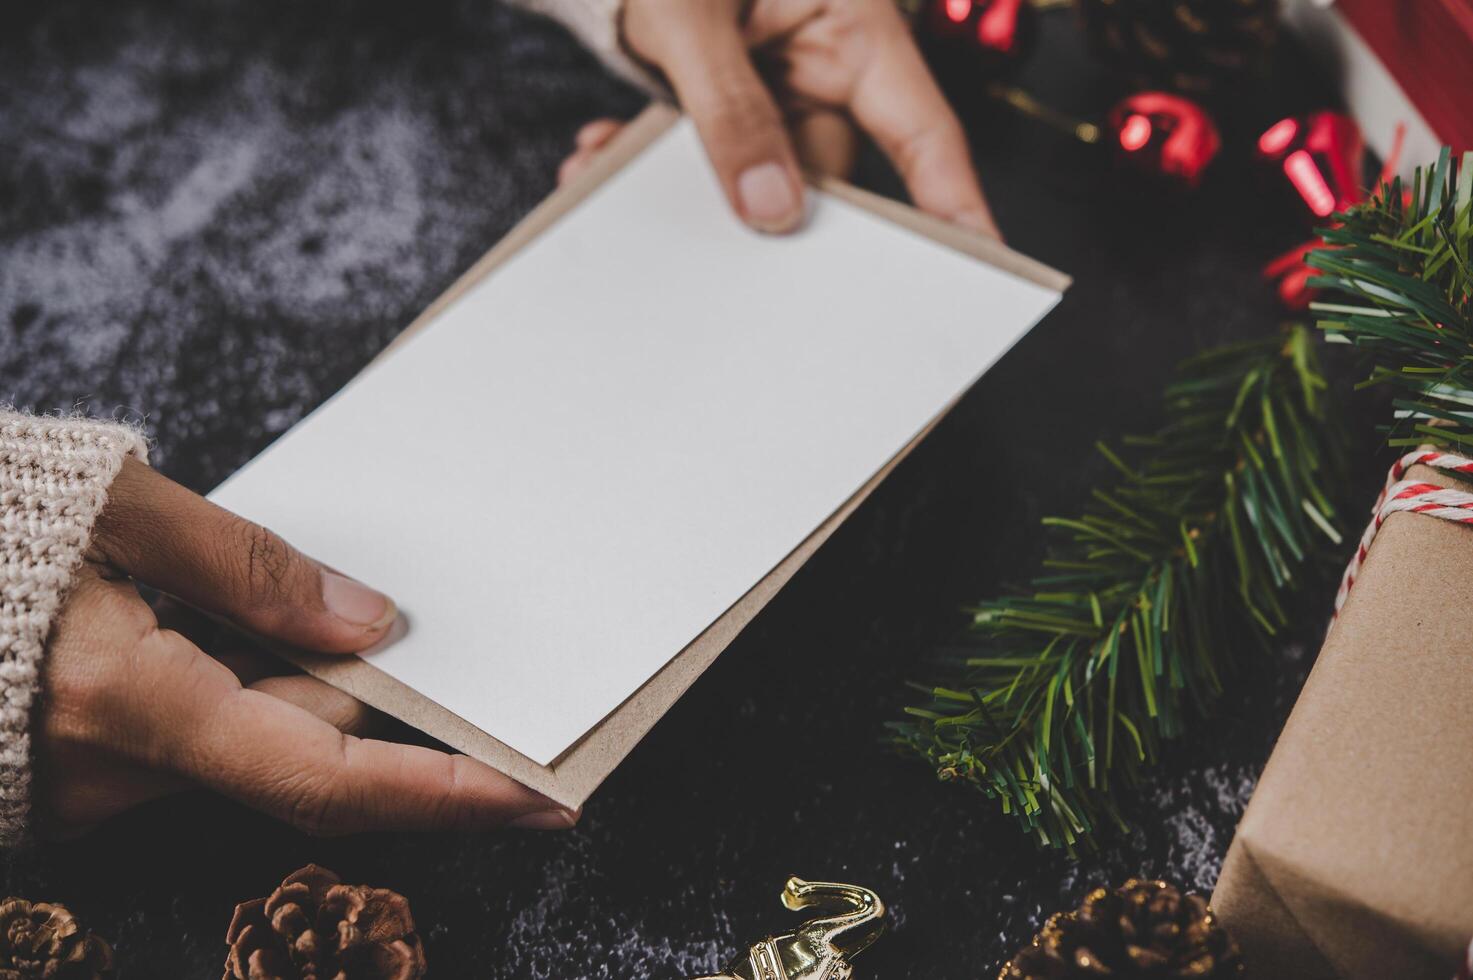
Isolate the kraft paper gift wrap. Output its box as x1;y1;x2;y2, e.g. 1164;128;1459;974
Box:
1211;464;1473;980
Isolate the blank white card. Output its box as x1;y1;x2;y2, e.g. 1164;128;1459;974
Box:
211;119;1062;766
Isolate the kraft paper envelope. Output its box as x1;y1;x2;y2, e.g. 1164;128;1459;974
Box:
210;104;1069;809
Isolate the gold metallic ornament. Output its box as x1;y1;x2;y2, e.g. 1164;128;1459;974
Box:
693;877;886;980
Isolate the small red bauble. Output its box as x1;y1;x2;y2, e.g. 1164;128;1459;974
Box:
920;0;1036;76
1255;110;1365;219
1106;92;1222;187
1257;111;1377;309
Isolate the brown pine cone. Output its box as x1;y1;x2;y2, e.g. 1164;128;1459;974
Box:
999;879;1244;979
0;898;114;979
224;865;427;980
1076;0;1279;94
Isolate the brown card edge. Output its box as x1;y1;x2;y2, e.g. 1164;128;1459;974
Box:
283;102;1069;810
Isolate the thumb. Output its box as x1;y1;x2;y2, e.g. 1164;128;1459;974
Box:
93;458;396;654
632;4;804;233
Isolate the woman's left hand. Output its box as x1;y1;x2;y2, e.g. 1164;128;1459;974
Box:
559;0;999;239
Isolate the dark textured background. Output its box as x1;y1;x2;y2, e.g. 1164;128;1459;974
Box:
0;1;1385;976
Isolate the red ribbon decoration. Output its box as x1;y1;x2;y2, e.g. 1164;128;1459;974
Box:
1261;115;1405;309
1258;110;1367;220
1107;92;1222;187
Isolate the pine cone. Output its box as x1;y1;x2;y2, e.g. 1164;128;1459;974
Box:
999;879;1244;979
0;898;114;979
1076;0;1278;94
224;865;427;980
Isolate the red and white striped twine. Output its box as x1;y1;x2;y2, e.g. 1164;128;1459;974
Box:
1335;449;1473;615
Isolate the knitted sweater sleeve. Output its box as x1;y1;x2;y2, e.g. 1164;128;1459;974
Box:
507;0;667;97
0;411;148;845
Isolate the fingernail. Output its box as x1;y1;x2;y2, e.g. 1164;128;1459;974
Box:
508;808;578;831
952;208;1001;238
321;571;397;629
737;162;801;233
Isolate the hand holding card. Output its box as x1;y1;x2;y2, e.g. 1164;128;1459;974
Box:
210;106;1067;808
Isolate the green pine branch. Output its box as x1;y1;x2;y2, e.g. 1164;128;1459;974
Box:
1309;148;1473;450
892;325;1345;851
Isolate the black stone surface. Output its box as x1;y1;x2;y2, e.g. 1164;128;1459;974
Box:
0;1;1388;976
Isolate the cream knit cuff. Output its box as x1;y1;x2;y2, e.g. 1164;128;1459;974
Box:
0;410;148;845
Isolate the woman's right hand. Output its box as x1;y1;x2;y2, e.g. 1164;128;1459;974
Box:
38;458;576;837
563;0;998;239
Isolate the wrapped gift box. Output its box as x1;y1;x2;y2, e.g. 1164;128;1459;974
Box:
1212;462;1473;979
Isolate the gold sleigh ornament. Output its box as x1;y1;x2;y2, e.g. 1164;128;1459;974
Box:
693;877;886;980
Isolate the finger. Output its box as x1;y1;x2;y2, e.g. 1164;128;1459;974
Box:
151;597;283;686
558;146;603;187
791;108;860;179
93;458;396;655
159;588;386;731
41;564;169;757
250;674;378;737
557;152;585;187
37;567;191;831
199;691;573;834
559;118;627;186
631;2;806;232
575;118;623;150
848;12;1000;236
211;647;286;686
142;631;575;834
150;594;216;637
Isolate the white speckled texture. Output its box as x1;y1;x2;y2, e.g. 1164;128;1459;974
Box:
0;0;644;484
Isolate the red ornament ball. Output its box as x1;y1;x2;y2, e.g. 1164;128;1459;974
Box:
919;0;1036;76
1106;92;1221;187
1255;110;1365;219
